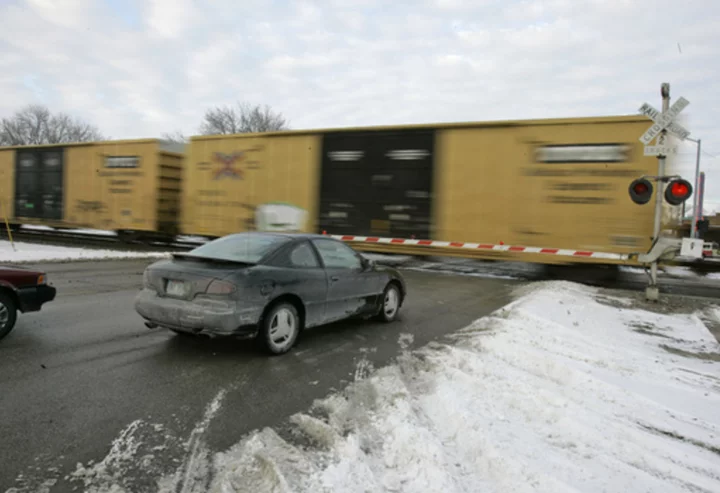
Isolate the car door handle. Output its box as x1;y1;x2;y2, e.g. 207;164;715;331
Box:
330;276;340;283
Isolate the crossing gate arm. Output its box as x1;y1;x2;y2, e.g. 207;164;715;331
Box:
329;234;633;262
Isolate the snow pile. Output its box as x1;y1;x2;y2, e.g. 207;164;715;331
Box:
203;281;720;493
0;240;170;263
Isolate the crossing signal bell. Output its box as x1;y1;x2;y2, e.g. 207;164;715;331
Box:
664;178;692;206
629;178;653;205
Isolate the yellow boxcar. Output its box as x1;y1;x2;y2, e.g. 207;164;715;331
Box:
431;116;668;264
181;133;321;237
0;139;184;237
182;114;675;265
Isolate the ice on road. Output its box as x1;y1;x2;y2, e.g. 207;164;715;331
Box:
0;240;170;263
201;281;720;493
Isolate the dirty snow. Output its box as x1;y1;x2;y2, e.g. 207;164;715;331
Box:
619;265;648;275
65;389;228;493
20;224;117;236
0;240;170;263
662;265;704;278
176;235;208;244
22;281;720;492
199;281;720;493
659;264;720;280
362;253;415;265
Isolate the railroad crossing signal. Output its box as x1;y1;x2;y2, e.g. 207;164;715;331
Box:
632;89;694;205
664;178;693;206
628;178;654;205
628;176;692;206
643;134;678;157
638;96;690;156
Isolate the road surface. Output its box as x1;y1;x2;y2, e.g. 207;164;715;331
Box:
0;259;522;492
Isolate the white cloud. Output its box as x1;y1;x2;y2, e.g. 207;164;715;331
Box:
25;0;97;28
0;0;719;203
144;0;196;38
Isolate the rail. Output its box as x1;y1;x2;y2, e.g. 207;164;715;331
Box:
2;227;719;271
2;228;197;253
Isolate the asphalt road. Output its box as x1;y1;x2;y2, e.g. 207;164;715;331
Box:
0;259;524;493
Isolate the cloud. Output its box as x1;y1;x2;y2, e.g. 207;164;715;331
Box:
0;0;719;203
144;0;197;38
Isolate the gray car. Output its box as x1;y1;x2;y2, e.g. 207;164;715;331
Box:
135;232;407;354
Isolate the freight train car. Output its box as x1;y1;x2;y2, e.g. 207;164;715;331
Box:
0;139;184;239
181;133;320;237
180;115;673;265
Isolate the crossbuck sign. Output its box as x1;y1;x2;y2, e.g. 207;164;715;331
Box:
638;97;691;156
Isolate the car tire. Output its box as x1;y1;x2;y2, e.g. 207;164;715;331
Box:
375;283;401;323
260;302;301;355
0;292;18;341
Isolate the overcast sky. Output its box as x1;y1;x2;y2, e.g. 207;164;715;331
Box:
1;0;719;210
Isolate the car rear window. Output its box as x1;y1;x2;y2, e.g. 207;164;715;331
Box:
185;233;291;263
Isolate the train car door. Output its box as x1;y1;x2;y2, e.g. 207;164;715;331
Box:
318;129;435;238
14;148;64;220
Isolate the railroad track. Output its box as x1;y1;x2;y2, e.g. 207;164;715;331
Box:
3;228;720;275
2;229;200;252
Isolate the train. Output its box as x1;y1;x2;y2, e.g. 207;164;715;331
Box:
0;114;684;266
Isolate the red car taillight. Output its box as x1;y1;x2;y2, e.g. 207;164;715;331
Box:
206;279;236;295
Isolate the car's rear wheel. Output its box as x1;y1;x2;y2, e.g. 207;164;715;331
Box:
0;292;18;341
376;283;401;322
260;302;300;355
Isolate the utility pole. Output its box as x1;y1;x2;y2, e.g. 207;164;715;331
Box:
689;138;702;238
647;83;671;301
636;83;694;301
698;172;706;221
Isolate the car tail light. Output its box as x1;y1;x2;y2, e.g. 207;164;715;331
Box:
206;279;236;295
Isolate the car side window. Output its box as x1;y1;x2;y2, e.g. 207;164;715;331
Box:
312;239;362;269
289;242;320;268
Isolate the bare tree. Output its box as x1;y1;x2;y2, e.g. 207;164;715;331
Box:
0;104;105;146
198;102;289;135
161;130;188;144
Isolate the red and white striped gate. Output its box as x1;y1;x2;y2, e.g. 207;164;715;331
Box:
327;234;631;261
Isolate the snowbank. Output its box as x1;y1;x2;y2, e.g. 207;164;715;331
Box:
203;281;720;493
0;240;170;263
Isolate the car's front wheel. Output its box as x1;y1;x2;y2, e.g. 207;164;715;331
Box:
376;283;401;322
260;302;301;355
0;292;18;341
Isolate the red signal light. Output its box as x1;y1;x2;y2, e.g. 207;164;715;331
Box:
633;182;649;194
664;178;692;206
629;178;653;205
670;181;688;197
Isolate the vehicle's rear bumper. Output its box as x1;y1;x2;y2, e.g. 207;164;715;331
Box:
134;288;263;337
17;284;57;312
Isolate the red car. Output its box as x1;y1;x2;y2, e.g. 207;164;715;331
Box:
0;265;56;340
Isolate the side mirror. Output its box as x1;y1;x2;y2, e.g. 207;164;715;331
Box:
361;257;375;270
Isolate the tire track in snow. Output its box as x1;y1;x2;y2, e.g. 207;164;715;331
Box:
167;389;228;493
